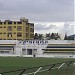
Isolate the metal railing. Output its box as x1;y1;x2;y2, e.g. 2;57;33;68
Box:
0;61;75;75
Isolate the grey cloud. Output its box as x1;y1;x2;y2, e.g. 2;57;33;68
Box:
35;24;57;30
63;22;75;35
34;24;46;30
0;0;74;22
48;25;57;29
35;22;75;35
0;2;5;10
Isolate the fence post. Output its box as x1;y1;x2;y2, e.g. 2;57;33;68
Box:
19;69;26;75
48;64;55;71
66;61;73;75
34;67;42;75
47;64;55;75
57;63;65;75
73;63;75;75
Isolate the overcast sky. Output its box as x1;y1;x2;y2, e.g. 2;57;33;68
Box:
34;22;75;35
0;0;75;35
0;0;74;22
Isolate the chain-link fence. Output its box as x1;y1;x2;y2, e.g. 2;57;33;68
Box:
0;61;75;75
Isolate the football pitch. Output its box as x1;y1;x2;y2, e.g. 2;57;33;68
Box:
0;57;75;75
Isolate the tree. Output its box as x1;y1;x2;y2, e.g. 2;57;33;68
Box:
50;33;55;39
38;34;43;40
34;33;38;39
64;34;68;40
46;33;51;40
55;33;61;40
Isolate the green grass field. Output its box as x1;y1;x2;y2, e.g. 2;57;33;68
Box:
0;57;75;75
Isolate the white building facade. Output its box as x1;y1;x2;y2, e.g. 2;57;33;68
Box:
0;40;75;58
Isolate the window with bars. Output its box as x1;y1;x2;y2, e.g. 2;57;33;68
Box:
7;26;12;31
7;32;12;37
17;22;22;24
17;26;22;31
17;32;22;37
8;21;12;24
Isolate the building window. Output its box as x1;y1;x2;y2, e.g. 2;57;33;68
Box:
4;22;6;24
14;26;16;28
13;32;16;34
17;32;22;37
30;28;34;32
30;23;34;27
0;22;2;25
14;39;16;40
8;21;12;24
26;23;29;26
0;26;2;28
4;33;6;34
17;39;22;40
7;26;12;31
17;22;22;24
7;39;12;40
3;39;6;40
14;22;16;24
0;33;2;34
7;32;12;37
30;34;34;38
4;26;6;28
26;33;28;38
17;26;22;31
26;27;28;32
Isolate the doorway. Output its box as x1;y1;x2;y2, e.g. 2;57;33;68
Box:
27;49;32;55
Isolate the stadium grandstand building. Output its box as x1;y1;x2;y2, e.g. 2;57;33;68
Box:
0;40;75;58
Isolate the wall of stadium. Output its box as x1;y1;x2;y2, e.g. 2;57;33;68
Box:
0;40;75;58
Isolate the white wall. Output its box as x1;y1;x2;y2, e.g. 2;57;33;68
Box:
0;40;75;58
